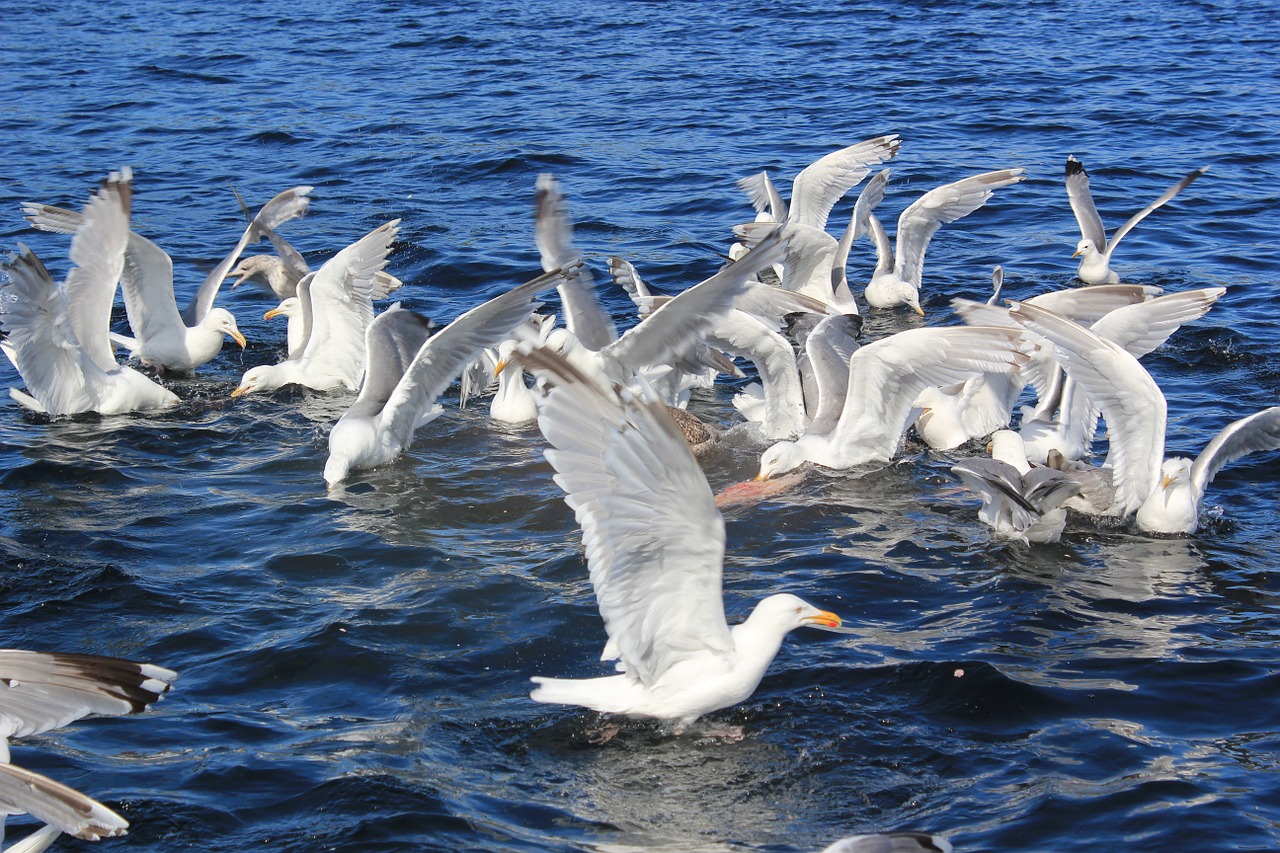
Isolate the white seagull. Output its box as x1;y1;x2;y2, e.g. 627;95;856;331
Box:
323;263;580;485
860;168;1025;313
232;220;400;397
755;325;1031;480
1066;154;1208;284
518;344;853;733
1009;301;1280;532
1;171;179;416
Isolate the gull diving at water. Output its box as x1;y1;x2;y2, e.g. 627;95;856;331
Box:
519;343;854;733
1;170;179;415
0;649;177;848
755;325;1031;480
951;429;1081;544
1066;154;1208;284
323;263;582;485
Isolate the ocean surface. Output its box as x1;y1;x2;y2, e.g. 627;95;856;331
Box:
1;1;1278;850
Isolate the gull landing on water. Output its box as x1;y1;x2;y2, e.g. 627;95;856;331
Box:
518;344;854;734
1066;154;1208;285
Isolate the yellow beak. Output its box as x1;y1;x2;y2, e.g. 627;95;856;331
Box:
230;384;251;398
229;330;247;349
1161;474;1176;489
264;306;285;321
803;610;843;630
1072;247;1084;259
493;358;510;376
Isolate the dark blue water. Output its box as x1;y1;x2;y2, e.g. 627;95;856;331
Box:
1;1;1278;850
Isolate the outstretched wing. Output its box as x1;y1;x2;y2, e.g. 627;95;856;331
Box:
520;346;731;687
1189;406;1280;503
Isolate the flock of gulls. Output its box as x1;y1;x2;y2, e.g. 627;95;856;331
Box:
1;133;1276;851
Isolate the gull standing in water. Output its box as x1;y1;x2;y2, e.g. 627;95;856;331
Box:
518;344;853;734
1066;154;1208;284
1;170;179;415
1009;301;1280;532
859;168;1025;313
0;649;177;849
232;220;400;397
323;263;581;485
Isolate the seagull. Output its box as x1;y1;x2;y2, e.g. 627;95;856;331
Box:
323;263;580;485
755;325;1031;480
1134;407;1280;534
1;170;179;416
951;430;1081;544
22;184;313;327
1066;154;1208;284
0;648;177;849
859;168;1025;313
232;220;400;397
262;263;403;361
1009;301;1280;532
517;343;853;733
1017;287;1224;465
735;135;901;310
541;227;791;400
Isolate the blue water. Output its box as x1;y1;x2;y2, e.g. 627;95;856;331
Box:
1;1;1278;851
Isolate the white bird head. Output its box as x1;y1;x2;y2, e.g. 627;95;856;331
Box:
1072;238;1099;260
264;297;299;321
756;439;808;481
750;593;847;633
231;364;281;398
203;307;247;348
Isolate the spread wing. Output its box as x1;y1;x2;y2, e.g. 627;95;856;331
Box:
1009;301;1166;516
376;265;575;445
0;649;175;740
829;325;1029;464
0;247;94;414
0;763;128;841
63;170;133;373
1065;155;1107;248
894;168;1025;290
1189;406;1280;502
520;346;731;687
534;174;617;351
1107;165;1208;255
298;220;399;388
789;134;901;230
